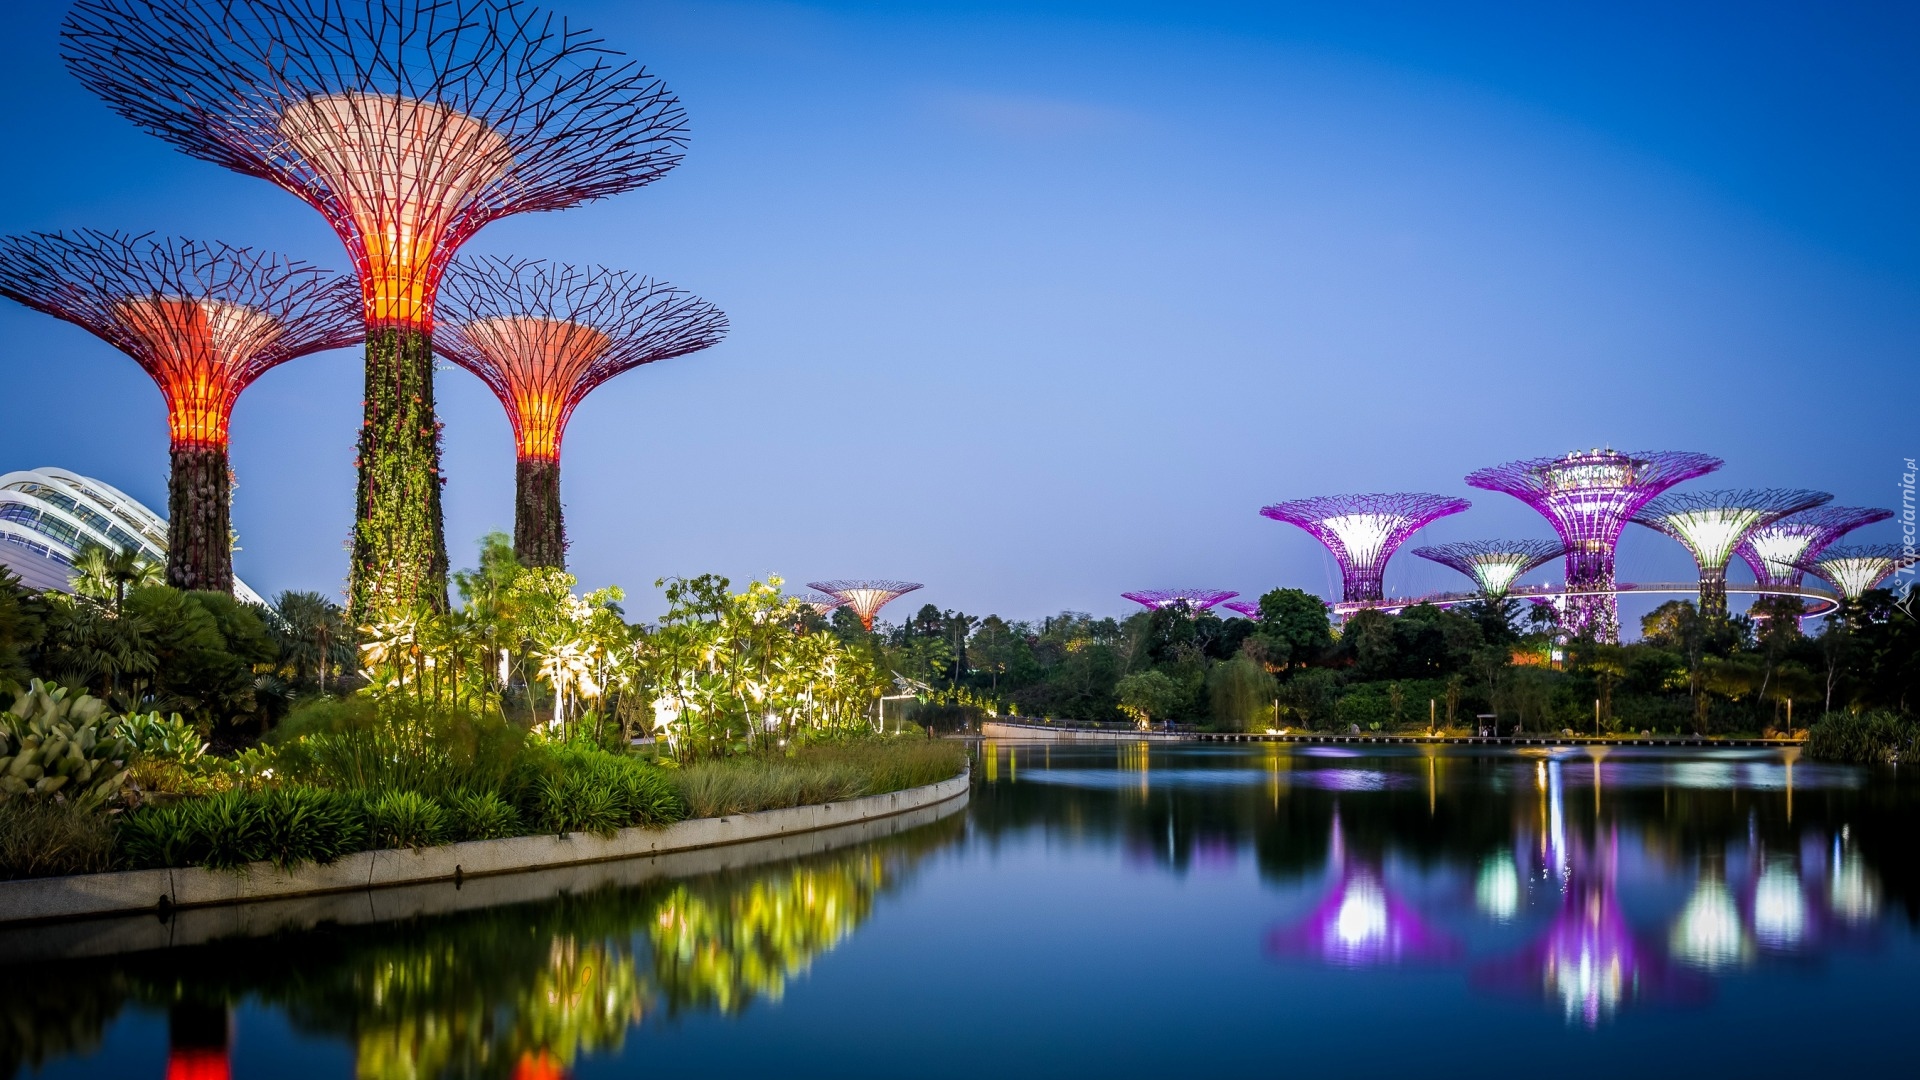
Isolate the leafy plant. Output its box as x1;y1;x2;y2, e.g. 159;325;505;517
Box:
0;799;116;880
367;790;449;849
445;789;521;841
112;710;205;762
1806;711;1917;764
0;680;133;807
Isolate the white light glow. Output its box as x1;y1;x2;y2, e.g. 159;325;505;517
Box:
1322;513;1397;570
1476;855;1520;921
1661;508;1764;568
1752;860;1806;948
1333;877;1388;950
1669;877;1749;971
1745;530;1817;584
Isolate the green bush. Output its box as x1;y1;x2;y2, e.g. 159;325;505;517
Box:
444;789;521;841
119;786;371;871
0;681;133;807
270;697;527;800
111;711;205;762
1806;711;1917;764
0;799;115;880
673;739;965;817
523;746;681;837
366;790;449;849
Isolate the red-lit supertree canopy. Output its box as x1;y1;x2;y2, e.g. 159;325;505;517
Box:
64;0;688;615
1412;539;1566;600
1466;448;1722;641
807;581;922;631
434;256;725;568
1631;488;1831;619
1222;599;1263;619
1797;545;1917;602
0;230;358;593
1259;493;1469;606
1121;589;1238;613
1735;505;1892;589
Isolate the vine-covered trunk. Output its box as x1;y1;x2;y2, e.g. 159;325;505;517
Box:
167;441;232;593
1698;566;1729;621
350;327;449;618
515;456;566;569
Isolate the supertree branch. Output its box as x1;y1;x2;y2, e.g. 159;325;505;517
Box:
1797;545;1917;601
0;230;358;592
433;257;724;568
1221;599;1263;619
1735;506;1893;588
797;592;846;616
808;580;922;631
1259;493;1470;604
1465;448;1722;641
1632;488;1831;618
1121;589;1239;613
1412;539;1565;599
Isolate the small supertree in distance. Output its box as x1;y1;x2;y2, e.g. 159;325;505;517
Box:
1413;540;1566;600
0;230;358;593
1797;545;1919;602
64;0;688;616
1632;489;1832;619
434;257;725;568
1122;589;1239;614
1466;448;1722;641
1735;506;1893;588
1260;493;1470;605
808;581;923;631
797;592;846;616
1221;599;1263;620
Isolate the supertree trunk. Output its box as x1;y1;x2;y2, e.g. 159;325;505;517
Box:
515;456;566;569
166;441;232;593
350;326;448;617
1698;567;1729;621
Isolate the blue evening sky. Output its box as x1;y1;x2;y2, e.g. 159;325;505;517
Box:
0;0;1913;626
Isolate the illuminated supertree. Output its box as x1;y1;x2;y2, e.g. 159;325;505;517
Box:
1632;489;1832;619
1797;545;1917;601
1466;448;1722;641
434;257;725;568
0;230;358;593
64;0;688;614
807;581;922;631
1121;589;1238;613
1222;599;1263;619
1259;493;1469;605
1413;539;1566;600
1735;506;1893;588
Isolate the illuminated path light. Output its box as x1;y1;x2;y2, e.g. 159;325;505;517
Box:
65;0;688;614
1736;505;1893;589
1221;599;1263;619
1467;448;1722;642
808;581;922;631
0;231;357;593
1260;493;1469;606
1798;544;1918;601
1633;489;1831;620
1121;589;1238;613
1413;539;1566;600
435;257;725;568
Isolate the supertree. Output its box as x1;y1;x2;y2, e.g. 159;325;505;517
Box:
1121;589;1239;613
1221;599;1263;619
807;581;922;631
1632;489;1832;619
1413;539;1566;599
0;230;358;593
1735;506;1893;588
434;257;725;568
64;0;688;615
796;592;846;616
1797;545;1918;601
1259;493;1469;605
1465;448;1722;641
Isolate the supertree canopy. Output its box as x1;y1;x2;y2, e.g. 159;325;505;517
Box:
64;0;688;615
1122;589;1239;613
1412;539;1566;599
1632;488;1832;619
1735;506;1893;588
0;230;358;593
1259;493;1469;605
1798;545;1917;601
807;581;922;631
434;257;725;568
796;592;846;616
1221;599;1263;619
1465;448;1722;641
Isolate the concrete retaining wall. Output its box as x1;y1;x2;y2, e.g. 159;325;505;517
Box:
0;770;969;929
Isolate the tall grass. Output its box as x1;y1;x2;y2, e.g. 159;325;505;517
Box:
269;698;527;800
674;739;965;818
0;801;116;880
1806;711;1917;764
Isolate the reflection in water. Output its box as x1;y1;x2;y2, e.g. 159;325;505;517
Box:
1476;856;1521;921
1830;836;1880;923
1752;858;1807;950
1266;815;1459;967
1670;874;1752;971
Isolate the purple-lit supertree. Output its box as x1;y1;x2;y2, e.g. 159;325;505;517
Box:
1466;448;1722;641
64;0;688;615
1797;545;1918;601
1259;493;1469;605
808;581;922;631
1632;489;1832;619
434;257;726;568
1413;539;1565;600
0;230;359;593
1121;589;1239;614
1221;599;1263;620
1734;506;1893;589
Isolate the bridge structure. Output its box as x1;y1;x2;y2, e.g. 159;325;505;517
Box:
1328;579;1840;621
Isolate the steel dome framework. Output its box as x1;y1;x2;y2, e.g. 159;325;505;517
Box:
1260;493;1470;606
1412;539;1566;600
1121;589;1239;613
807;580;922;631
1632;488;1832;619
1798;545;1917;602
1735;506;1893;589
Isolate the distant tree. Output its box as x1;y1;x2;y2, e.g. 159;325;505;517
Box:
1208;653;1275;731
0;568;46;698
1252;588;1333;670
1116;669;1185;728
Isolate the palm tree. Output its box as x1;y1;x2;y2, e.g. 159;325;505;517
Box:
271;590;351;693
70;542;163;614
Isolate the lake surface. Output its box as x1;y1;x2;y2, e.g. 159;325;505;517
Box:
9;742;1918;1079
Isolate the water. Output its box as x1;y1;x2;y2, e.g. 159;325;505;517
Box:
8;742;1917;1078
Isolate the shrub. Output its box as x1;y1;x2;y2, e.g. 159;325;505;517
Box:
112;711;205;762
522;746;682;836
0;799;115;880
366;790;449;849
270;697;527;800
119;786;372;870
444;789;521;841
0;681;133;807
1806;711;1917;764
673;740;964;817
